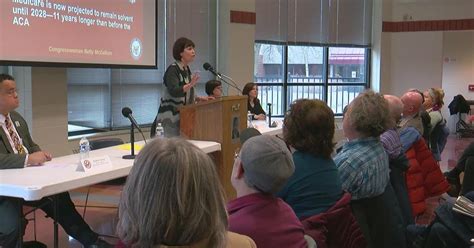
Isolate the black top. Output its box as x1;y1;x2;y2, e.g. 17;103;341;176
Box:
248;98;266;120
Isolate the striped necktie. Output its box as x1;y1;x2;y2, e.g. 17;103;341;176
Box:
5;116;25;154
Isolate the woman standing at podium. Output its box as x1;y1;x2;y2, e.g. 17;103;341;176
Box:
152;37;213;137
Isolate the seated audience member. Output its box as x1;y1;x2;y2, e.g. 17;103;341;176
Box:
400;126;449;216
407;191;474;248
336;91;407;248
445;141;474;196
381;95;403;160
334;90;391;200
382;95;414;225
399;91;424;134
0;74;112;248
242;82;266;120
228;135;307;248
205;80;223;98
408;89;432;140
116;138;256;248
423;88;449;160
277;99;342;219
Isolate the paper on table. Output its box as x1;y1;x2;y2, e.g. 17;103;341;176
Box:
43;163;77;169
116;143;143;152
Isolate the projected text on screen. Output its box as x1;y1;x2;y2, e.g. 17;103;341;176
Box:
0;0;156;67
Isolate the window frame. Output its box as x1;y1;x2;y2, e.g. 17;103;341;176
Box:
255;41;371;117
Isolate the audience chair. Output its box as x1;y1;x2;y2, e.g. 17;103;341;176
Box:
301;192;366;248
79;138;125;218
351;184;407;248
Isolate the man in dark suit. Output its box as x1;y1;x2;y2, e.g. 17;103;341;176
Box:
0;74;112;247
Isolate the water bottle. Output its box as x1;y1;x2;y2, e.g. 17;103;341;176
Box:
247;111;254;128
155;122;164;138
79;136;90;161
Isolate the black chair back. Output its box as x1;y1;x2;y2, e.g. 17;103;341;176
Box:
89;138;124;150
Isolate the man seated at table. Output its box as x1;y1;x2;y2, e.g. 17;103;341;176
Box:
0;74;112;248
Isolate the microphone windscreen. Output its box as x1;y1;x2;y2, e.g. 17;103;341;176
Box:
122;107;132;117
203;62;212;71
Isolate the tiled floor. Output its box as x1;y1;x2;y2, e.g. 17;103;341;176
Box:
22;135;474;246
23;185;122;247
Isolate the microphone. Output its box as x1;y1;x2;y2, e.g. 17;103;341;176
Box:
203;62;242;94
121;107;147;159
122;107;142;132
203;62;221;77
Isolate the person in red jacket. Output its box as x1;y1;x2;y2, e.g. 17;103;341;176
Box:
402;130;449;216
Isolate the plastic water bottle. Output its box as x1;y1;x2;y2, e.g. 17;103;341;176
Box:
155;122;164;138
79;136;90;161
247;111;254;128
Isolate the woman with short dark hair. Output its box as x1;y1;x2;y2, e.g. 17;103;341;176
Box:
242;82;266;120
205;80;222;98
277;99;343;219
152;37;213;137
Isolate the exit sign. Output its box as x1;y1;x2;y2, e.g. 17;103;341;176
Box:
469;85;474;91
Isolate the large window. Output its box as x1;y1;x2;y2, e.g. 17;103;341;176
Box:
255;43;369;116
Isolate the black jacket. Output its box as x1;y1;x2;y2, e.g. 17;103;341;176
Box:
448;95;471;115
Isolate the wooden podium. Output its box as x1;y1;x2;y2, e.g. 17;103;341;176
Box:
180;96;247;199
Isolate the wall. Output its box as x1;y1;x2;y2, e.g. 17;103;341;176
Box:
31;67;69;156
218;0;255;95
380;0;474;100
442;31;474;130
388;31;443;96
391;0;474;21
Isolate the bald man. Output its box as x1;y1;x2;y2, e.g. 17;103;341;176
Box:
399;91;424;134
380;95;403;160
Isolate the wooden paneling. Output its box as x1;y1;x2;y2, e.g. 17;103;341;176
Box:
180;96;248;199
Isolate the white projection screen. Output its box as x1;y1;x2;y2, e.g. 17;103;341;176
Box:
0;0;157;68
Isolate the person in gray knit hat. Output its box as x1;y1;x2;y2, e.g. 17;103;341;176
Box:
227;135;308;248
239;135;295;193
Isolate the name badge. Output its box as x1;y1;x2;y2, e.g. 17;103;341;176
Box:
77;155;112;172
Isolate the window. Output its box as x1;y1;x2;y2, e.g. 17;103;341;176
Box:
254;43;369;116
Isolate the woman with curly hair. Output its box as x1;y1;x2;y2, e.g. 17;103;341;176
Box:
277;99;343;219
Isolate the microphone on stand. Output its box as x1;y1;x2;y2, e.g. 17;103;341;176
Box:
267;103;277;128
203;62;242;94
121;107;147;159
122;107;142;133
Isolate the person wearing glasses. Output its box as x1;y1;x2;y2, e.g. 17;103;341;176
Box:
0;74;112;248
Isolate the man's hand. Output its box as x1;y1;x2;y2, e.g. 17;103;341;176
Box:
27;151;52;166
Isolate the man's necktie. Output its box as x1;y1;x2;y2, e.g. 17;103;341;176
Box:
5;116;25;154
